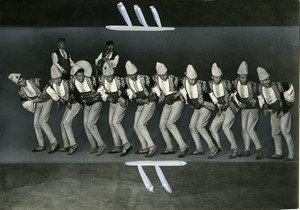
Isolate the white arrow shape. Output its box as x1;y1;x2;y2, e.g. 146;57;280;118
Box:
138;165;154;192
125;161;187;193
117;2;132;26
134;4;148;27
150;6;162;27
155;165;172;193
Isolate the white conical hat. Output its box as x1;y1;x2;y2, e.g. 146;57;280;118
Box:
257;67;270;81
186;64;197;79
50;65;62;79
237;61;248;75
102;61;114;76
211;63;222;77
8;73;22;84
125;60;138;75
70;60;93;77
156;62;168;75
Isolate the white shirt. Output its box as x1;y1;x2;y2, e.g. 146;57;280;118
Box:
262;87;277;104
212;83;225;98
53;82;66;98
129;77;143;92
158;77;173;95
75;79;91;93
185;80;198;99
237;81;249;98
22;80;37;98
104;79;118;92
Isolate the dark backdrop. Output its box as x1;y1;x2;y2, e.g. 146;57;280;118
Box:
0;1;298;209
0;26;298;162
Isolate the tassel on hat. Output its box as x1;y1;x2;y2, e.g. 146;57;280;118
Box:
257;67;270;81
156;62;168;75
125;60;138;75
237;61;248;75
102;61;115;76
211;63;222;77
8;73;22;84
50;65;62;79
186;65;197;79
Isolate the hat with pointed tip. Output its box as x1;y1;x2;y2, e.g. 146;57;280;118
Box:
125;60;138;75
186;64;197;79
156;62;168;75
211;63;222;77
237;61;248;75
257;67;270;81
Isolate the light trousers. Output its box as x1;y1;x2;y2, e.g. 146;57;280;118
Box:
34;99;57;146
134;102;156;149
109;102;129;147
241;109;262;151
61;102;82;148
159;101;187;150
210;108;237;150
189;107;215;150
84;102;104;148
271;111;294;158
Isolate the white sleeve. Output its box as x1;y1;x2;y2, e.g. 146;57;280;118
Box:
152;86;161;97
51;52;64;72
126;89;134;100
179;88;188;104
95;52;103;65
232;92;241;106
97;85;108;101
283;84;295;103
257;95;265;108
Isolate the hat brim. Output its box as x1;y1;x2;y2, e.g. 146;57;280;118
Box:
70;60;92;77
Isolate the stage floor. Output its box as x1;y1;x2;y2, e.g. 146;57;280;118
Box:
0;162;298;209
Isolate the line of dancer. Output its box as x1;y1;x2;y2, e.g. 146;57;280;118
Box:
8;38;295;161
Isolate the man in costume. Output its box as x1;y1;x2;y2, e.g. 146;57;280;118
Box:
257;67;295;161
152;62;188;158
125;60;157;157
8;73;59;153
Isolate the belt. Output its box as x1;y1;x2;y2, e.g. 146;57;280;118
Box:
106;91;119;104
164;93;181;105
190;98;203;109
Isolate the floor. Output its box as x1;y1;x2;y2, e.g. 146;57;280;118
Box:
0;162;298;210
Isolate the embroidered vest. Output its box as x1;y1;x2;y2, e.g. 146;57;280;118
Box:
99;76;127;104
232;79;259;109
153;74;181;105
125;75;154;106
258;82;294;114
208;80;239;113
72;77;100;106
18;78;50;102
49;79;77;104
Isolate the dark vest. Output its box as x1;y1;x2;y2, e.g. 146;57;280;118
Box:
55;49;71;79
